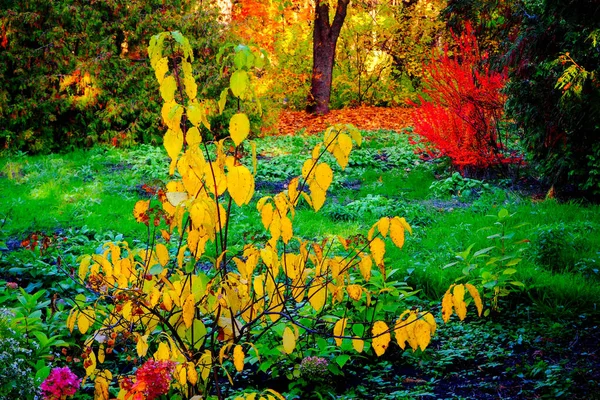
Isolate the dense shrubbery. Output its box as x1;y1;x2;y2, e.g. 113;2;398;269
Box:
0;1;227;153
409;24;516;175
443;0;600;196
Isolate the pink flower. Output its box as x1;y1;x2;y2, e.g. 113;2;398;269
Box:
124;359;176;400
40;366;81;400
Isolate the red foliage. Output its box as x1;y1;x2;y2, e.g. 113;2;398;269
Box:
410;24;511;170
123;359;176;400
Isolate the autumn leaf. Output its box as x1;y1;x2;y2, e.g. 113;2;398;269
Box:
160;75;177;102
230;70;249;98
228;164;255;206
133;200;150;223
182;293;195;328
233;345;245;372
308;278;326;311
333;318;347;346
230;113;250;147
346;284;362;301
441;288;454;323
452;284;467;321
465;283;483;316
370;237;385;266
414;319;432;351
352;336;364;353
282;326;295;354
372;321;390;356
390;217;409;248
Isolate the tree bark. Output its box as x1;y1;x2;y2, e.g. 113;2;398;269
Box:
306;0;350;115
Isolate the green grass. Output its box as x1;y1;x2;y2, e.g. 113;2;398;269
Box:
2;129;600;400
2;130;599;314
0;145;171;240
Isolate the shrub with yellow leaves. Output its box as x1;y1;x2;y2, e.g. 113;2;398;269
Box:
68;31;483;400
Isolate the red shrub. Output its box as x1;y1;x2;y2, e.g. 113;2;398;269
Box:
410;24;511;171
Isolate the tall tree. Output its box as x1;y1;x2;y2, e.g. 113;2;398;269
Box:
307;0;350;115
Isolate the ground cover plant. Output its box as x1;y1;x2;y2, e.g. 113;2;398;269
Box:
2;122;600;399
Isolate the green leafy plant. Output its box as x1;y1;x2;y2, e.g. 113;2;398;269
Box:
429;172;492;199
444;209;528;313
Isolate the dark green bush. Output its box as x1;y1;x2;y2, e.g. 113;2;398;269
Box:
0;1;228;153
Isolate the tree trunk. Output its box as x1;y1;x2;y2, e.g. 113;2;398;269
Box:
306;0;350;115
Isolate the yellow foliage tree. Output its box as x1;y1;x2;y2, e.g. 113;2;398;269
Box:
69;31;483;400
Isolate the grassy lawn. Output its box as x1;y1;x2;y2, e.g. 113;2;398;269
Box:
1;130;599;399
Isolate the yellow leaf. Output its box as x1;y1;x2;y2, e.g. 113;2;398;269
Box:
199;350;212;381
154;57;168;83
359;255;372;282
389;217;407;249
465;283;483;317
186;127;202;148
259;202;274;229
233;344;245;372
218;88;228;114
177;364;187;386
230;70;249;98
228;164;255;206
370;237;385;266
133;200;150;223
397;216;413;235
308;278;327;311
161;101;183;131
377;217;390;237
85;350;96;376
333;133;353;169
394;319;408;350
441;289;454;323
333;318;347;346
422;312;437;335
453;284;467;321
313;163;333;191
346;284;362;301
136;334;149;357
352;336;364;353
347;124;362;146
160;75;177;102
78;310;92;334
404;312;418;351
97;345;105;364
264;389;286;400
280;216;293;244
187;362;198;385
67;309;77;333
312;142;323;160
309;185;327;212
187;101;205;128
164;128;184;174
184;74;197;100
414;319;431;351
302;158;316;179
282;326;296;354
183;293;195;328
230;113;250;147
372;321;391;356
155;341;170;360
155;243;169;267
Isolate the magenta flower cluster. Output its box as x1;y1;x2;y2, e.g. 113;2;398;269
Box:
40;366;81;400
299;356;329;381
